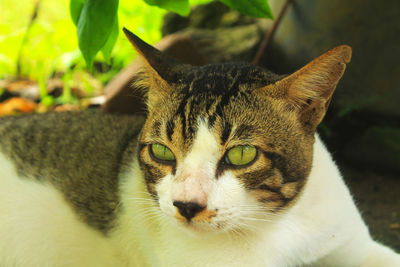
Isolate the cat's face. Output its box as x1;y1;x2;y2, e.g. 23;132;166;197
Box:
123;28;351;233
138;64;313;232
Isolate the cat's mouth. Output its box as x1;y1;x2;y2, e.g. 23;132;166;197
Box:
175;219;229;235
174;207;217;224
171;207;247;234
171;207;228;232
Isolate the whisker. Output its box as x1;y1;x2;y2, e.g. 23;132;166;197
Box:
240;216;276;223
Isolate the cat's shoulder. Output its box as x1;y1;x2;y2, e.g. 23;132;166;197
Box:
0;109;145;233
0;109;144;133
0;109;145;156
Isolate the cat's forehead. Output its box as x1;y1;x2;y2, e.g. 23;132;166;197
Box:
141;63;294;147
173;62;281;96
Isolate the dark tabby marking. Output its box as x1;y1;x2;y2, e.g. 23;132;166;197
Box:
263;151;298;183
169;63;279;140
0;110;144;233
220;121;232;145
151;121;161;138
166;119;175;141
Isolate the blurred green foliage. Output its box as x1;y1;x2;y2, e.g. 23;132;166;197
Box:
71;0;272;70
0;0;272;96
0;0;167;83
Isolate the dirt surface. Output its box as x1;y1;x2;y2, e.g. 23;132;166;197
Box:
340;165;400;252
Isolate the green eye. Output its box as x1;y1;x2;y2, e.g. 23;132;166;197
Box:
226;145;257;166
151;144;175;162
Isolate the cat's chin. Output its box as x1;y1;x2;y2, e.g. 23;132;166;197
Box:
173;219;244;236
173;220;215;234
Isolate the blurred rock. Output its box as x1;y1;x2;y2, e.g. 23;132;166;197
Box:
3;79;40;101
162;1;269;63
266;0;400;118
176;23;267;63
342;127;400;172
46;78;63;98
162;2;258;35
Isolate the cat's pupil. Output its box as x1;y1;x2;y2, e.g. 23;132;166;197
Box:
225;154;231;164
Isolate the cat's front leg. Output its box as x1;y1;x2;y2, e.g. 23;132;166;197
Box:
360;241;400;267
307;234;400;266
0;153;120;267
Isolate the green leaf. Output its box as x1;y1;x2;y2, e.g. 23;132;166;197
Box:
70;0;86;25
75;0;119;70
219;0;273;19
101;14;119;64
144;0;190;16
41;95;55;107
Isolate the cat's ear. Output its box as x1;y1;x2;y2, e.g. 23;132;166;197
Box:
123;28;184;110
257;45;352;133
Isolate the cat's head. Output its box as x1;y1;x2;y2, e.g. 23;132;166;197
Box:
124;28;351;233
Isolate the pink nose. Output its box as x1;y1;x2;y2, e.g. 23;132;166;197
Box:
172;172;210;207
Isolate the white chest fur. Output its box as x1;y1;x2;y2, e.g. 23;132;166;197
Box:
0;153;121;267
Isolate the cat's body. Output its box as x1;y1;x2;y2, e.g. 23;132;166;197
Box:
0;29;399;266
0;111;398;267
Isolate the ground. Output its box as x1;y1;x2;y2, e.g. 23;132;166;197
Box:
341;165;400;252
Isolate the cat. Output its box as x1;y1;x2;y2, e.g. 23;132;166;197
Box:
0;27;399;267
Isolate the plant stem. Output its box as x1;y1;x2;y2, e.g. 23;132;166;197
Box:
16;1;40;78
252;0;293;65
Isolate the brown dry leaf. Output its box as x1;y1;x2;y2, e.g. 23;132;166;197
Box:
389;223;400;230
54;104;81;112
0;97;38;116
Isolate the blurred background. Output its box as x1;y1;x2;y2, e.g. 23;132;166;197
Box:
0;0;168;109
0;0;399;251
